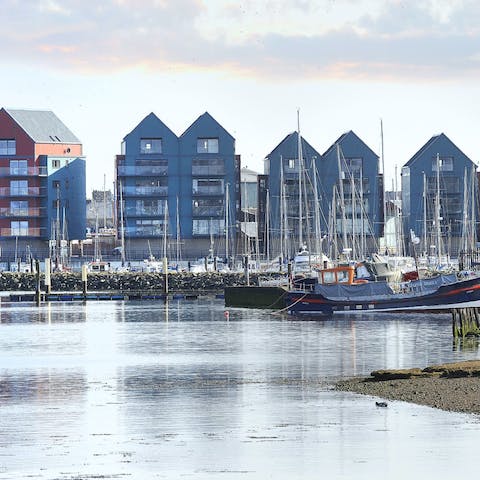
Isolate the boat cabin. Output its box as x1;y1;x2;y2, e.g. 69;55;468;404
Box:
318;265;367;286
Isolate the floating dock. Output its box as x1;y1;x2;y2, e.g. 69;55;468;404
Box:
224;286;287;309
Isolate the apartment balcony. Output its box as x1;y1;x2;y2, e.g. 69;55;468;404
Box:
0;207;46;218
124;226;166;237
124;208;167;218
121;186;168;197
0;187;47;198
192;206;224;216
0;166;48;177
117;166;168;176
192;165;225;176
192;186;224;196
0;227;44;237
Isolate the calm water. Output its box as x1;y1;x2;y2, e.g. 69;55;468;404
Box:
0;298;479;479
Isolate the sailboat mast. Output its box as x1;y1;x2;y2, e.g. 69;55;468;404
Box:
423;172;427;256
224;184;229;265
163;199;168;259
297;109;303;249
380;119;387;243
119;180;126;266
435;153;442;261
312;156;322;256
265;188;270;265
336;144;348;252
176;196;180;265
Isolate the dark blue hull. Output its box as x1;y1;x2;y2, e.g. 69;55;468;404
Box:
286;275;480;315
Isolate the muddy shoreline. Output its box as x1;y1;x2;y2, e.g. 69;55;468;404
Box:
335;360;480;415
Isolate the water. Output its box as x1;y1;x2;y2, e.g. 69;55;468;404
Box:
0;299;479;479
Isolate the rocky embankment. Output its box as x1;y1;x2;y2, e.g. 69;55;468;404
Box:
335;360;480;414
0;271;285;292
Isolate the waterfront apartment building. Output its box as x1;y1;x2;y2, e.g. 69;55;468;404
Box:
115;112;240;261
401;133;478;257
262;131;323;260
321;130;383;258
260;130;382;261
0;108;86;263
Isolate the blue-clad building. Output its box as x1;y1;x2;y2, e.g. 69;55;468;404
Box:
262;131;322;260
401;133;477;256
321;130;382;258
260;129;382;261
116;112;240;261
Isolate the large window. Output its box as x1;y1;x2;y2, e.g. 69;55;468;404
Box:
197;138;219;154
134;199;167;216
10;200;28;216
0;139;16;155
192;158;224;175
432;156;453;172
11;220;28;236
10;180;28;195
192;198;224;216
9;160;28;175
192;178;224;195
192;219;225;235
140;138;162;154
341;157;363;177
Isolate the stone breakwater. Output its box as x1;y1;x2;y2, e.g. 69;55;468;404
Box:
0;271;286;293
335;360;480;414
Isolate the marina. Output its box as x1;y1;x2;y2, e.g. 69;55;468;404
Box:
0;298;479;479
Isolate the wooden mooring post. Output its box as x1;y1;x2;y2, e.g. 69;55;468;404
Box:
452;308;480;338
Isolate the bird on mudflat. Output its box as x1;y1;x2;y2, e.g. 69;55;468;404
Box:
375;401;388;407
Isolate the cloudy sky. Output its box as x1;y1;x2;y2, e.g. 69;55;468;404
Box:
2;0;479;193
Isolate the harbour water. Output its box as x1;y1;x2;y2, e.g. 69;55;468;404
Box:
0;298;479;479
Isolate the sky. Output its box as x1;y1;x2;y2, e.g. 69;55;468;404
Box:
2;0;480;195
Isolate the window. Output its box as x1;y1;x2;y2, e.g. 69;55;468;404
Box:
0;139;16;155
342;157;363;177
52;159;61;168
10;201;28;216
9;160;27;175
192;218;224;235
192;198;224;216
11;220;28;236
53;180;60;188
10;180;28;195
288;159;295;169
192;178;224;195
192;158;224;175
432;156;454;172
140;138;162;154
197;138;219;153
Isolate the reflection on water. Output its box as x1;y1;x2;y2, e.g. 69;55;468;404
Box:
0;299;479;479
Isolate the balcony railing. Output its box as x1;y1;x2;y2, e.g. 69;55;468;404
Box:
0;166;48;176
124;226;166;237
192;166;225;176
117;165;168;176
192;206;224;216
122;186;168;196
0;187;46;197
192;186;224;195
0;207;45;218
0;227;44;237
124;206;166;217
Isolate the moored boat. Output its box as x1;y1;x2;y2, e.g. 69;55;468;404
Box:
286;265;480;315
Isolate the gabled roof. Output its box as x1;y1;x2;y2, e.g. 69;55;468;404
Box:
403;133;473;168
123;112;178;141
265;131;321;159
322;130;378;159
4;108;81;144
180;112;234;141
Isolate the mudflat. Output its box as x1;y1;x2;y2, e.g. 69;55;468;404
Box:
335;360;480;414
